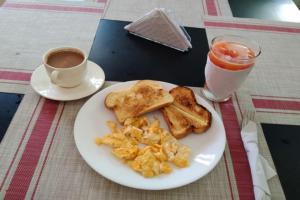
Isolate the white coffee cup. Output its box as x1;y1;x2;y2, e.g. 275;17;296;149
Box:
43;47;87;88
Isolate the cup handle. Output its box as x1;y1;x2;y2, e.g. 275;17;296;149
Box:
50;70;60;84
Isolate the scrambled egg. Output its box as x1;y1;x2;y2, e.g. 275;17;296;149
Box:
95;116;191;178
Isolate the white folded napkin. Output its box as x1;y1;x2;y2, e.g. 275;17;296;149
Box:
241;121;277;200
124;8;192;51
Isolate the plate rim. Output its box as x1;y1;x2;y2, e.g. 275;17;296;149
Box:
30;60;105;101
74;80;226;190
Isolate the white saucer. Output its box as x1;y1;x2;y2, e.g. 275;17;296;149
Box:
31;61;105;101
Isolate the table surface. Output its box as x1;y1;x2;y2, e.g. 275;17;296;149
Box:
89;19;209;87
0;0;300;199
229;0;300;22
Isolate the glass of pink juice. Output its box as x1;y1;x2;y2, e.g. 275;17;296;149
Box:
201;35;261;102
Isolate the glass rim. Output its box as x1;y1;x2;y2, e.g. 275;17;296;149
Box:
211;35;261;62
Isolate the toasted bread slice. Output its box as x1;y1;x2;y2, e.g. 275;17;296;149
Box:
161;87;211;138
161;105;191;139
170;87;211;133
105;80;174;123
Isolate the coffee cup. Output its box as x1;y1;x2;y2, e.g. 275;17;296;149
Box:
43;47;87;88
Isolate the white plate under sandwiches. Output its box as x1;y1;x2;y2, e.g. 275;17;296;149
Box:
74;80;226;190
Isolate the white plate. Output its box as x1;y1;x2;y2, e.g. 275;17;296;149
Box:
30;61;105;101
74;81;226;190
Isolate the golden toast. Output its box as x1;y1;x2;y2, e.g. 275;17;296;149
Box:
105;80;174;123
161;87;211;138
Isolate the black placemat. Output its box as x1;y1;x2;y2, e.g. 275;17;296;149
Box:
228;0;300;22
0;92;23;142
89;19;209;87
261;123;300;200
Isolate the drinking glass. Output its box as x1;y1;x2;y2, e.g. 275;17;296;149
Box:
201;35;261;102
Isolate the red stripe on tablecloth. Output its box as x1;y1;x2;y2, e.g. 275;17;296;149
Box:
252;98;300;111
204;21;300;33
205;0;218;16
0;71;31;82
4;100;59;200
212;102;234;200
31;103;65;199
234;93;243;118
0;97;42;191
2;2;104;13
219;99;254;200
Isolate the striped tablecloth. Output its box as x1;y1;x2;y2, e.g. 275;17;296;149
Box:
1;0;300;199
